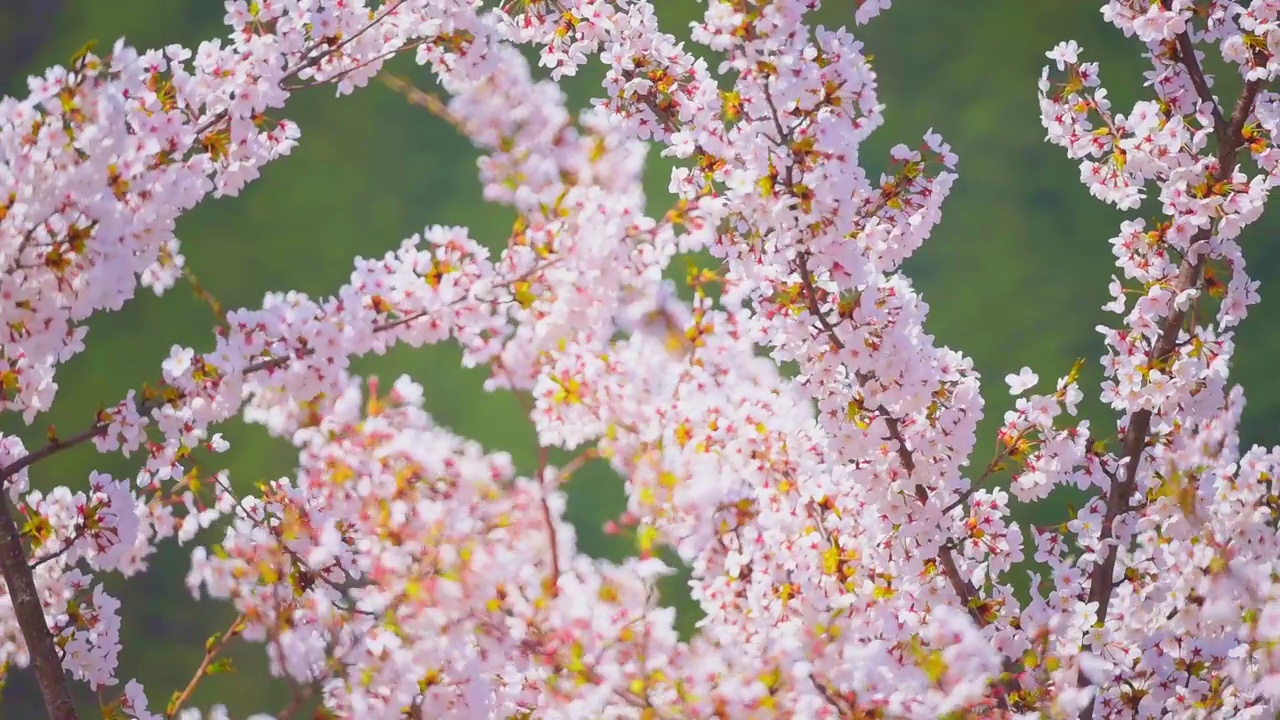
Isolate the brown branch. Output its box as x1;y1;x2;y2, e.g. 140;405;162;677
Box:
536;444;561;597
0;422;117;487
1170;28;1226;138
1076;53;1264;720
0;248;556;720
555;448;599;483
793;254;1020;707
1086;73;1261;637
241;307;436;375
27;526;88;570
0;491;79;720
4;243;558;490
380;73;458;125
795;256;980;603
810;676;853;717
239;255;561;375
1;302;457;488
165;612;246;718
940;443;1017;515
283;39;429;92
191;0;411;138
797;252;844;341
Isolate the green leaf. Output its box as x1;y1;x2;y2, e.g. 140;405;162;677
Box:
70;39;99;67
207;657;235;675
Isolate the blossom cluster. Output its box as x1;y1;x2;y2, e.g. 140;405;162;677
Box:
4;0;1280;719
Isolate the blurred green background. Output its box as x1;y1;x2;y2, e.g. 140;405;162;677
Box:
3;1;1280;717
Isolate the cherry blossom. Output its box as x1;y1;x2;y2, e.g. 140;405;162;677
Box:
3;1;1280;719
1006;367;1040;395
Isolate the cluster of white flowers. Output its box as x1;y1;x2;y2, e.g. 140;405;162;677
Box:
4;0;1280;718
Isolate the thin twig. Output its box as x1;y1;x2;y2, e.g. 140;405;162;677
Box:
0;422;122;487
794;252;1021;708
536;444;561;597
27;525;88;570
380;73;459;126
192;0;412;138
165;612;247;718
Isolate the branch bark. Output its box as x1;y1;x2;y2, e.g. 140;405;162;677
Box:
0;306;449;491
793;253;1021;710
165;613;245;718
1172;31;1226;139
0;491;79;720
0;423;118;488
1076;35;1264;718
1085;73;1261;641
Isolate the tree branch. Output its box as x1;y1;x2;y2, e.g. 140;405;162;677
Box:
536;444;562;597
165;613;246;718
190;0;411;138
793;255;1020;708
1076;60;1264;719
1087;72;1261;634
0;303;457;490
0;423;118;488
0;491;79;720
1171;30;1226;139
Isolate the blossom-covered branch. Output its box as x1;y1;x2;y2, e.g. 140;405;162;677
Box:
4;1;1280;719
